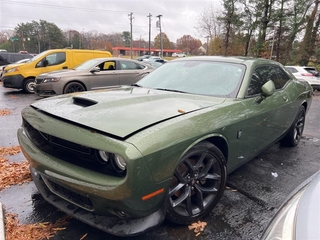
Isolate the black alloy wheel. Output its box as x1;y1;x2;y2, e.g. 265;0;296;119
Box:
64;82;86;94
166;141;227;224
281;105;306;147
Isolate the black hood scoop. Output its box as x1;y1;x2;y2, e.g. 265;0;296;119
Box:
72;97;98;107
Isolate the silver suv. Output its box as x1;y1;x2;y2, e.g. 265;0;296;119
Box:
285;66;320;90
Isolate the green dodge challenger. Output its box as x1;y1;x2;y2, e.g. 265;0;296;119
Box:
17;56;313;236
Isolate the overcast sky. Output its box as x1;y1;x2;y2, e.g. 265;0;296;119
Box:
0;0;221;43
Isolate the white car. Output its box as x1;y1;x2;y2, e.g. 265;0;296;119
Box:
143;56;166;63
285;66;320;90
172;52;186;57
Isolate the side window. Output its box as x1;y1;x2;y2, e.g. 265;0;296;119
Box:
246;67;268;96
271;66;290;89
137;63;146;69
246;65;290;97
36;52;66;67
99;61;115;70
285;67;297;73
120;61;138;70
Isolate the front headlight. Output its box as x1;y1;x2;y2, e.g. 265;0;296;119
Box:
7;67;19;73
261;187;306;240
97;151;126;173
98;151;110;163
114;155;126;171
42;77;60;83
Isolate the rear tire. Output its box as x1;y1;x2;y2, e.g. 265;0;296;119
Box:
166;141;227;225
23;78;35;93
281;106;306;147
63;82;86;94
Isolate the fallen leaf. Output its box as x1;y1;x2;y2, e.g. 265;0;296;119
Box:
0;109;11;116
5;212;71;240
188;220;207;233
0;146;32;191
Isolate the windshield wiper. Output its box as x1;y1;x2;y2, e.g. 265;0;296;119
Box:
154;88;188;93
131;83;142;87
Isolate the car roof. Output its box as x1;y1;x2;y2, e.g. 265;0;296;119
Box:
172;56;281;66
86;57;149;63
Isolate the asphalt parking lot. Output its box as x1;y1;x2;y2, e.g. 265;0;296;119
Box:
1;84;320;240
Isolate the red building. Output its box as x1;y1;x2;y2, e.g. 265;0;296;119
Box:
112;46;182;57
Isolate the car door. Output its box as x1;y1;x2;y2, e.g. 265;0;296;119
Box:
118;60;147;85
228;65;293;170
89;61;120;90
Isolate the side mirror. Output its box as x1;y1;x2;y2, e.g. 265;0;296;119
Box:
261;80;276;97
43;59;49;67
90;67;100;73
256;80;275;103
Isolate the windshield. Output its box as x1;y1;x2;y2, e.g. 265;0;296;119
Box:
29;50;50;62
137;60;245;98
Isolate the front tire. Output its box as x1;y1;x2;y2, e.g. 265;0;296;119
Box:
63;82;86;94
281;106;306;147
23;78;35;93
166;141;227;224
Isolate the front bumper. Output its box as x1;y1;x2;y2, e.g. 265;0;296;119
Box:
30;166;166;237
35;83;57;97
2;74;24;89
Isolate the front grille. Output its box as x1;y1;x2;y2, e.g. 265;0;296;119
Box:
42;176;94;211
23;118;125;177
35;78;43;84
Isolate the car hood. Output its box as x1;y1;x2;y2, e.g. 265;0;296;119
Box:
31;87;225;138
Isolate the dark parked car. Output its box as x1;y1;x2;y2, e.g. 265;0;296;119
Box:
0;52;33;66
34;57;154;97
261;170;320;240
18;56;313;237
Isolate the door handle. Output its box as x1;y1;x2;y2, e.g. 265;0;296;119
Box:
283;96;288;102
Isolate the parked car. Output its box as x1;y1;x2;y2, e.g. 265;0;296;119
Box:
35;57;154;97
261;170;320;240
172;52;186;57
0;51;33;66
0;58;31;81
2;49;112;93
18;56;313;237
136;55;151;61
285;66;320;90
144;56;167;63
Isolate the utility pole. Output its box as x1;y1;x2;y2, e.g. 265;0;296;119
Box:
147;13;152;55
128;12;134;59
156;14;163;58
205;35;210;55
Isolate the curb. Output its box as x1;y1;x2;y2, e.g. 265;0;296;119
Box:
0;202;5;240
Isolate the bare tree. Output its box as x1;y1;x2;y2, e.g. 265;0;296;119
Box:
195;5;223;39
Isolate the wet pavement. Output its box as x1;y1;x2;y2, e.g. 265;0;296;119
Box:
1;84;320;240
